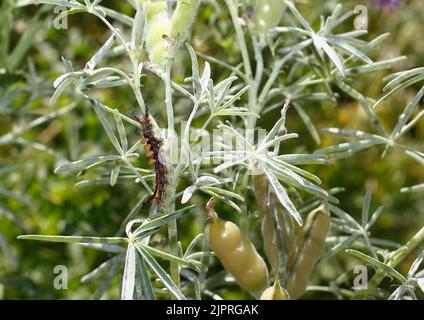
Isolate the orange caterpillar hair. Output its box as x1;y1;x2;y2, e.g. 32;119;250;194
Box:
135;110;166;202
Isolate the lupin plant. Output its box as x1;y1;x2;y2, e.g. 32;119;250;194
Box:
0;0;423;300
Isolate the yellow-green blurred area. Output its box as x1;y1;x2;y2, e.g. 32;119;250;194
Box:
0;0;423;299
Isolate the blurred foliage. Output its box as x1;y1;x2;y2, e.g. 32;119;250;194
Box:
0;0;423;299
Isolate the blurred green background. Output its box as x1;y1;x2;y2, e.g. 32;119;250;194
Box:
0;0;423;299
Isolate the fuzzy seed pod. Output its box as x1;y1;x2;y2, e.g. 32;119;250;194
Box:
254;0;285;35
252;174;296;277
206;198;269;298
145;2;171;67
169;0;200;44
260;280;290;300
285;207;330;299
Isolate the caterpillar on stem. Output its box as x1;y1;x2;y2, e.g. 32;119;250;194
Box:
134;109;167;203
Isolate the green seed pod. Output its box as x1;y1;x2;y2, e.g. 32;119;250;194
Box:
260;280;290;300
254;0;285;35
252;174;296;277
207;198;269;298
169;0;200;44
145;1;171;66
285;207;330;299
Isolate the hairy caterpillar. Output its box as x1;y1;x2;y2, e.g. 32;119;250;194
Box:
134;110;166;202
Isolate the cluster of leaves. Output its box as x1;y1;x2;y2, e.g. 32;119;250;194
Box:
0;0;423;300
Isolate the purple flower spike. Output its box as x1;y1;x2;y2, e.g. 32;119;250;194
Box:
371;0;403;11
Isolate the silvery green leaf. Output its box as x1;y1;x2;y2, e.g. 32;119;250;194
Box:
400;183;424;193
113;109;127;152
324;233;360;261
0;233;18;269
0;206;20;225
131;5;144;49
17;0;85;10
327;38;373;65
346;249;406;283
207;79;215;111
366;205;384;230
200;189;241;213
93;103;124;155
85;78;126;89
54;155;122;174
110;161;121;187
329;204;361;229
361;188;373;228
270;158;321;185
184;233;203;259
133;205;196;238
316;139;384;158
312;33;345;77
323;128;386;141
79;242;126;253
51;77;76;105
196;176;220;186
265;159;328;199
346;57;406;75
136;252;155;300
258;133;299;153
391;87;424;140
213;154;249;173
408;251;424;278
374;74;424;110
383;67;424;92
214;108;259;118
214;78;237;110
17;235;127;244
218;85;249;110
200;62;211;97
136;245;186;300
276;154;329;166
99;6;133;26
200;186;244;202
181;185;196;204
293;102;321;144
91;256;122;299
121;242;136;300
262;165;302;225
81;257;116;283
138;244;200;271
